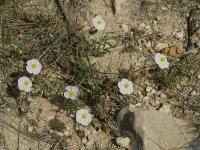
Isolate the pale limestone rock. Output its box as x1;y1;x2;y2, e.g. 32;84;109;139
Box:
117;109;196;150
146;87;152;92
116;137;131;149
159;103;171;114
144;40;152;48
154;43;168;51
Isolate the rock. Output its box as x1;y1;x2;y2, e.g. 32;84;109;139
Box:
151;89;156;94
160;93;167;99
121;24;129;33
154;43;168;51
143;96;149;101
117;108;195;150
28;126;33;132
145;25;152;34
173;31;184;40
138;23;146;30
191;91;197;96
85;139;94;149
198;73;200;79
155;100;160;105
82;137;88;144
146;87;152;92
6;108;11;112
63;130;70;137
159;103;171;113
144;40;152;48
116;137;130;149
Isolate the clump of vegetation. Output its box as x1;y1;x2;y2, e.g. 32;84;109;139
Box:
1;0;200;148
0;0;126;138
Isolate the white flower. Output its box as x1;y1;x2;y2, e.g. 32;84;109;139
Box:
76;109;92;126
93;16;106;31
64;86;79;100
26;59;42;75
118;79;134;95
155;53;169;69
121;24;129;33
18;76;32;92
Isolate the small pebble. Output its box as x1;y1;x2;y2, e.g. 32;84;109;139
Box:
151;89;156;94
198;73;200;79
159;103;171;114
28;126;33;132
82;137;88;144
146;87;152;92
121;24;129;33
144;40;152;48
143;96;149;101
64;131;70;137
154;43;168;51
160;93;167;99
138;23;146;30
135;103;142;107
173;31;184;40
191;91;197;96
155;100;160;105
116;137;130;149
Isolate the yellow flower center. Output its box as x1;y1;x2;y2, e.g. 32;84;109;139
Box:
69;90;75;97
31;63;37;69
160;57;167;62
23;80;29;86
81;113;87;120
97;19;102;25
124;83;129;89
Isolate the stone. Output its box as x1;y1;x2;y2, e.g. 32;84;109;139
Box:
28;126;33;132
145;25;152;34
198;73;200;79
159;103;171;114
154;43;168;51
138;23;146;30
121;24;129;33
173;31;184;40
144;40;152;48
117;108;195;150
160;93;167;99
116;137;131;149
6;108;11;112
143;96;149;101
85;139;94;149
151;89;156;94
191;91;197;96
146;87;152;92
82;137;88;144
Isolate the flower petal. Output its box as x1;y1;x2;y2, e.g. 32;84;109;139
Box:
64;91;70;99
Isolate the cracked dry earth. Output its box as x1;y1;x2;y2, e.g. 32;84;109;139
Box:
0;0;200;150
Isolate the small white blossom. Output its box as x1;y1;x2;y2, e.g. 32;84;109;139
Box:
155;53;169;69
76;109;92;126
64;86;79;100
18;76;32;92
118;79;134;95
26;59;42;75
93;16;106;31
